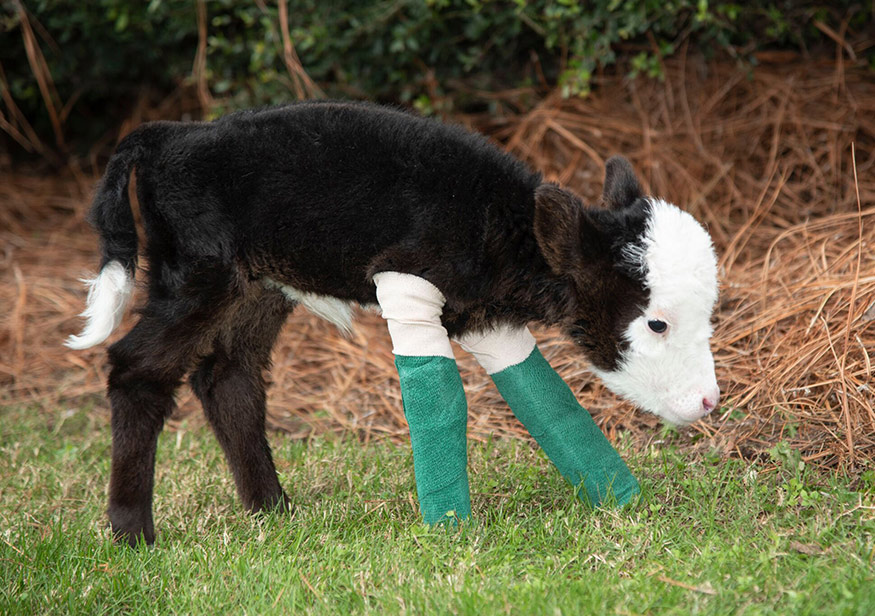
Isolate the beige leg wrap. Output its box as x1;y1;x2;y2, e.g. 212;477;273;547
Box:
373;272;454;358
454;324;536;375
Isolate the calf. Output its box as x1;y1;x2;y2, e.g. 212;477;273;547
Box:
68;101;719;546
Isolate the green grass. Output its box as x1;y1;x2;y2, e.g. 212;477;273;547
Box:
1;403;873;615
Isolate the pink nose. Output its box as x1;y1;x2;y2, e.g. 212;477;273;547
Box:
702;395;718;413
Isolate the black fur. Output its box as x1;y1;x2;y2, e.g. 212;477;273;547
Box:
85;101;651;545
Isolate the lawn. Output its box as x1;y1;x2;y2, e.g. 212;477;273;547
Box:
1;402;873;615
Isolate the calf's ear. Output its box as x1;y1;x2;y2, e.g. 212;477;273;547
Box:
602;156;643;209
534;183;582;275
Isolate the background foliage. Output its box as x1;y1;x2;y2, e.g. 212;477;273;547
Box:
1;0;872;158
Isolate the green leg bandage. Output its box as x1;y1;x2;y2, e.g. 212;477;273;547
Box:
374;272;472;525
395;355;471;524
490;347;640;507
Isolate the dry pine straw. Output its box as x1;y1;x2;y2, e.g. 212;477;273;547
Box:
1;57;873;472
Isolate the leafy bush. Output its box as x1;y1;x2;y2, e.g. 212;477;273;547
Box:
1;0;871;157
1;0;199;154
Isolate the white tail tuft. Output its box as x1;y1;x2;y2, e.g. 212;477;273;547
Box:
65;261;134;350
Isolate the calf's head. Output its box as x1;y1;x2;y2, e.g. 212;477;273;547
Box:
534;156;719;425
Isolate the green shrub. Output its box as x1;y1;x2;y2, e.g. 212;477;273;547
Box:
1;0;871;157
1;0;199;153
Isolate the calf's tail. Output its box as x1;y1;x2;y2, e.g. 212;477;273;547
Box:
66;128;150;350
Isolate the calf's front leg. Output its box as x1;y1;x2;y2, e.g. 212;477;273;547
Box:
374;272;471;524
456;325;640;507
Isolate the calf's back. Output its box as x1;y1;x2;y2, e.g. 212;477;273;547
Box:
134;101;543;310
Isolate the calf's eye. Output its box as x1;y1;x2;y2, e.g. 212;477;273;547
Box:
647;319;667;334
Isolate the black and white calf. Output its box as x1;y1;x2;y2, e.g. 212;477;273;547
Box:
68;101;719;545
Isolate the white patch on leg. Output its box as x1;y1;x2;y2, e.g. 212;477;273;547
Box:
264;278;353;335
596;198;720;425
65;261;134;349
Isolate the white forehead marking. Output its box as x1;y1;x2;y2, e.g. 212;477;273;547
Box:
625;198;718;315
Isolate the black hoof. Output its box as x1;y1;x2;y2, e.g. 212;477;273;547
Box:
109;505;155;547
248;490;293;516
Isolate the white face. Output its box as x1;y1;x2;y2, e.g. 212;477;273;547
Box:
594;199;720;426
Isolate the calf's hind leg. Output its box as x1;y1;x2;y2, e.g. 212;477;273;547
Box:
190;290;292;514
106;265;243;546
107;307;223;546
